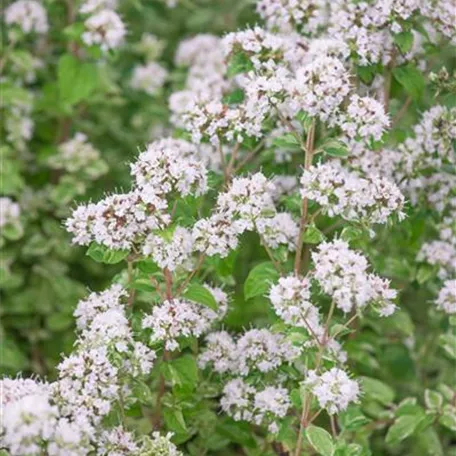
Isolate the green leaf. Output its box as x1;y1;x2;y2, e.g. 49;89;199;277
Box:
132;381;154;405
223;88;245;104
394;31;414;54
415;426;444;456
58;54;99;107
47;313;73;331
439;333;456;360
339;406;371;430
244;262;279;300
356;64;379;84
163;407;188;434
136;260;160;274
416;264;436;284
0;338;29;370
340;226;364;242
2;222;23;241
302;224;325;244
183;283;218;310
392;64;425;100
386;414;425;446
86;243;129;264
23;234;52;256
168;354;199;390
306;425;334;456
439;408;456;432
272;133;301;150
361;377;395;405
226;51;254;77
322;139;349;157
217;419;257;448
424;389;443;411
296;111;314;132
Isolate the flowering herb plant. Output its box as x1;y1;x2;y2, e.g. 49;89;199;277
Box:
1;0;455;455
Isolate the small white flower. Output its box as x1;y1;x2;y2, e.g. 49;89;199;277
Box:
5;0;48;34
304;367;360;414
130;62;168;96
82;9;126;51
435;280;456;314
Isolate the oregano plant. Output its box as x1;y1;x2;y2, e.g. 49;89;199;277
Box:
1;0;455;455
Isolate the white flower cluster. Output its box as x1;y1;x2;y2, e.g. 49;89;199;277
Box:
421;0;456;44
49;133;108;178
0;197;21;228
192;213;241;258
223;26;298;72
53;285;155;437
400;106;456;174
130;62;168;96
53;347;121;436
198;331;237;374
193;173;298;257
175;28;305;145
175;34;229;97
3;89;34;150
142;286;228;351
1;380;94;455
312;240;398;316
289;56;351;121
138;432;183;456
80;0;118;14
96;426;138;456
328;0;420;66
80;2;126;51
3;393;64;456
4;0;48;34
66;191;170;249
236;328;300;375
169;35;230;131
338;95;390;143
143;226;194;272
130;138;208;203
199;327;299;376
418;241;456;280
304;367;360;414
0;377;49;407
74;283;126;330
256;0;328;34
301;161;405;225
435;280;456;315
180;97;266;146
305;38;350;62
216;173;276;228
351;106;456;216
269;275;323;336
134;33;165;61
256;212;299;250
221;379;290;433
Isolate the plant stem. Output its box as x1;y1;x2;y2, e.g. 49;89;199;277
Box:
295;299;336;455
392;96;412;126
294;120;316;274
260;236;284;274
234;141;264;173
151;349;169;429
164;268;173;299
330;415;338;437
127;259;136;307
176;254;205;295
332;313;358;339
225;142;240;181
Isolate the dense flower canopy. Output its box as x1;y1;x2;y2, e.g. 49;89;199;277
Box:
1;0;455;455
